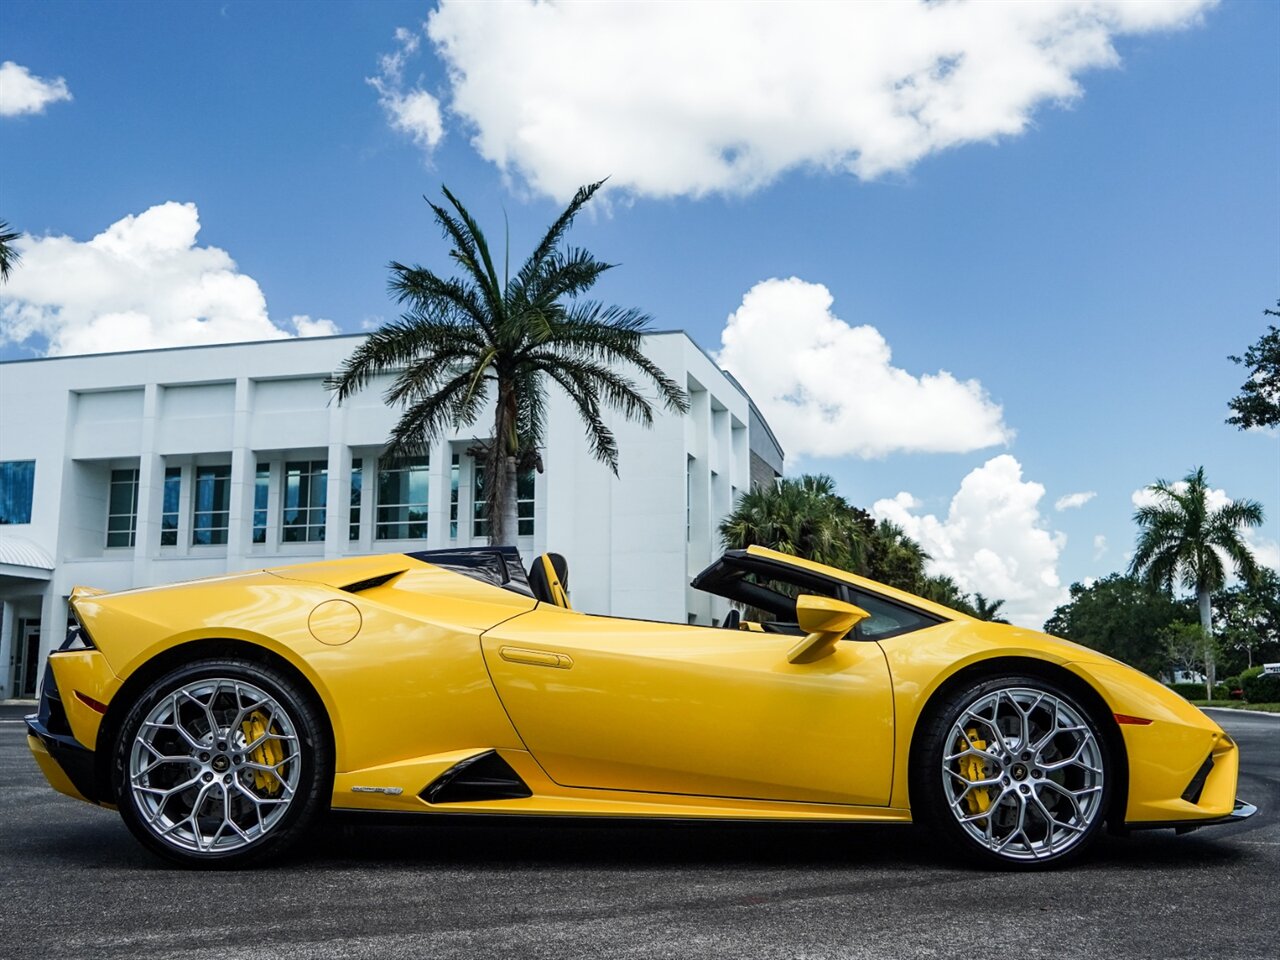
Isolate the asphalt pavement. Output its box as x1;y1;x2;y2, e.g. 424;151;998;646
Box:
1;704;1275;960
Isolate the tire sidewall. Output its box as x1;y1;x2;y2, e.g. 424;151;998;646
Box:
112;657;329;869
911;673;1113;870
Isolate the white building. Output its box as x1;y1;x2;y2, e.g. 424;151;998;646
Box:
0;332;784;699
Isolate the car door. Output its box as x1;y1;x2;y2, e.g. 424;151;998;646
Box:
480;607;895;806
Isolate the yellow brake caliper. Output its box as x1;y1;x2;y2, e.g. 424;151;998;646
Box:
959;727;991;815
241;710;284;795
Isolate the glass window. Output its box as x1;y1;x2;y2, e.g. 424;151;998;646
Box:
252;463;270;544
193;464;231;545
472;462;534;538
449;454;460;539
0;460;35;525
376;456;428;540
106;468;140;547
848;589;940;641
517;467;534;537
282;459;328;543
160;466;181;545
349;458;363;541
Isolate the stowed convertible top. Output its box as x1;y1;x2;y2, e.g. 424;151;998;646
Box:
404;546;535;598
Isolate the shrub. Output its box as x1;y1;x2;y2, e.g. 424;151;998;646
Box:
1166;681;1209;700
1241;671;1280;703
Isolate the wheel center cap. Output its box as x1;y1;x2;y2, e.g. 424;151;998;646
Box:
1011;764;1028;781
212;755;230;773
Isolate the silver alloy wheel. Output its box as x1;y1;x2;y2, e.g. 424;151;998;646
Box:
941;686;1104;861
128;678;302;854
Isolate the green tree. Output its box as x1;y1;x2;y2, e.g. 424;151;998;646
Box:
1159;622;1223;699
1044;574;1191;677
971;593;1010;623
863;519;930;593
719;474;865;571
1129;466;1265;687
0;220;21;283
1213;568;1280;675
329;181;687;545
1226;301;1280;430
920;574;980;618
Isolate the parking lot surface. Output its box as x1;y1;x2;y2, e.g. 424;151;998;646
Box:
1;705;1275;960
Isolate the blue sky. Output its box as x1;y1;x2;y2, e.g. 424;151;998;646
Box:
1;0;1277;625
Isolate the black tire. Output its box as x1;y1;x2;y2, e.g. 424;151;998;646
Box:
112;657;331;869
910;673;1112;870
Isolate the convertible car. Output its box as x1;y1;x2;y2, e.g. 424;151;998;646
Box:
27;545;1254;869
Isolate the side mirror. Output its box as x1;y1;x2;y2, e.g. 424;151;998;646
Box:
786;595;869;664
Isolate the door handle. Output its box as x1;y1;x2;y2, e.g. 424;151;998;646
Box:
499;646;573;669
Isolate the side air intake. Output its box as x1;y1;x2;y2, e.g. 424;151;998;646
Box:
421;751;533;804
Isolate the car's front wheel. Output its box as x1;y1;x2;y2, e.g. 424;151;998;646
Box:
112;657;330;868
911;674;1112;869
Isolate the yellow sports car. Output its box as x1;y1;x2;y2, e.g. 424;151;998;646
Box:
26;544;1254;869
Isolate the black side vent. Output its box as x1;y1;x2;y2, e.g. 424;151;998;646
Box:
340;571;405;594
1181;754;1215;804
37;664;73;738
421;751;533;804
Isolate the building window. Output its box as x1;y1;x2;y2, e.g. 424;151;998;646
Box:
472;463;534;538
160;466;181;545
449;454;460;539
192;465;231;545
282;459;327;543
106;468;140;547
376;456;428;540
252;463;269;544
0;460;36;525
349;458;363;541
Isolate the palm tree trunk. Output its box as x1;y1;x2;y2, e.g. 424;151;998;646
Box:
1197;585;1215;697
485;382;520;548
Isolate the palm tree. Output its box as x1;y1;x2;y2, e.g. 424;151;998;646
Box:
0;220;21;282
719;474;865;572
329;181;688;545
971;593;1009;623
865;519;930;593
1130;466;1265;687
921;574;980;618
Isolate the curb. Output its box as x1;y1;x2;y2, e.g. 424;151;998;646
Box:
1201;706;1280;720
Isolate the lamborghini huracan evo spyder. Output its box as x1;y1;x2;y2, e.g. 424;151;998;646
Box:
27;545;1254;869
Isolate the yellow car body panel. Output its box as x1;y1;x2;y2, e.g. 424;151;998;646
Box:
481;605;895;805
27;546;1245;841
69;559;531;776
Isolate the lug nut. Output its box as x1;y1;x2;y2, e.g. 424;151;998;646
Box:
1032;770;1042;779
1021;752;1031;761
233;755;242;764
223;774;232;784
1002;776;1010;785
1019;784;1030;794
202;772;213;782
198;753;210;762
217;742;227;752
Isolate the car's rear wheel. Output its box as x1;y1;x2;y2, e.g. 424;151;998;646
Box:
911;674;1111;869
112;657;330;868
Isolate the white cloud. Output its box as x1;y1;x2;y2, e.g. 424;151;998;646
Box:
0;202;339;356
423;0;1214;199
369;26;444;152
1092;534;1108;561
0;61;72;117
1055;490;1096;511
1246;531;1280;573
716;278;1010;458
873;454;1068;628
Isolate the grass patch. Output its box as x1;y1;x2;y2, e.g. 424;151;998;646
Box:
1191;700;1280;713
